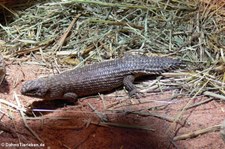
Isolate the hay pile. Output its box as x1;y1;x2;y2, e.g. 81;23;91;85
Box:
0;0;225;99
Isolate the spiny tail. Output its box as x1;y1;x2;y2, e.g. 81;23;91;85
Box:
128;55;186;74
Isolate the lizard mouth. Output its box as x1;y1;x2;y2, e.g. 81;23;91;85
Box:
21;87;39;96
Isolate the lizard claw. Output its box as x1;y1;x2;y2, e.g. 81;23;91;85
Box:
129;89;145;99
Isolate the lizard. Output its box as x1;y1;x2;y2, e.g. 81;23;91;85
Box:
21;54;185;102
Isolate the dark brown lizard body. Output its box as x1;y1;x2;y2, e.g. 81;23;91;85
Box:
21;54;184;102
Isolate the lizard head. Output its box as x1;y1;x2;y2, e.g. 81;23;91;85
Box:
21;78;49;98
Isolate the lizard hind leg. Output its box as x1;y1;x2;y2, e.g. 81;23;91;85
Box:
63;92;78;103
123;75;144;99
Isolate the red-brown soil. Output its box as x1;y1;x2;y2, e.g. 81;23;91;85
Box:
0;62;225;149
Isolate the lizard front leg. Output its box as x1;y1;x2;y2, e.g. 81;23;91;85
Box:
63;92;78;103
123;75;143;99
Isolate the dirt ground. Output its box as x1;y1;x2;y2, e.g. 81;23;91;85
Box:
0;62;225;149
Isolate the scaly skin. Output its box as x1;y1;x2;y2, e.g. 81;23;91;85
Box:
21;54;185;102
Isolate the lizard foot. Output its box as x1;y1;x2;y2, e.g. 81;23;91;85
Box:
128;89;145;99
63;92;78;103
